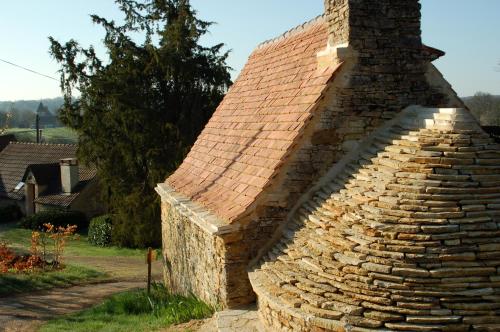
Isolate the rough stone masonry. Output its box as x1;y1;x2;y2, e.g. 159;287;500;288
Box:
156;1;481;325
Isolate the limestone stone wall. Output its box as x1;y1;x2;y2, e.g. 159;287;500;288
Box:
251;0;458;268
324;0;349;46
257;292;310;332
160;4;465;311
325;0;445;113
161;201;226;305
158;62;462;311
161;199;281;308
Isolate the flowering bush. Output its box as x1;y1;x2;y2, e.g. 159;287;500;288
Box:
31;223;78;268
0;242;44;273
0;223;78;273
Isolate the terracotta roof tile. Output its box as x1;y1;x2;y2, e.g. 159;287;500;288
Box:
166;16;340;222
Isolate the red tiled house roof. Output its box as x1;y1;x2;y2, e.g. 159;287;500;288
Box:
167;17;340;222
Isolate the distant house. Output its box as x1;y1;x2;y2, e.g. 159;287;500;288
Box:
0;142;102;218
36;102;60;128
0;134;16;152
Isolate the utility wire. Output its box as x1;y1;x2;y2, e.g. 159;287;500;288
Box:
0;58;58;81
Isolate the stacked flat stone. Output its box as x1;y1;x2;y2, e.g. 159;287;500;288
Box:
250;107;500;331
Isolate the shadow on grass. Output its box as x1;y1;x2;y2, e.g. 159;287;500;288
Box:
0;265;106;296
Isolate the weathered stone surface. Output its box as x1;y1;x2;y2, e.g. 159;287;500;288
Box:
250;107;500;331
160;1;498;331
392;267;429;278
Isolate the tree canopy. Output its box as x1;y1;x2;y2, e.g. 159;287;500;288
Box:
465;92;500;126
49;0;232;247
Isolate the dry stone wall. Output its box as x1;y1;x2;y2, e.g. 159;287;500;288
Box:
161;201;226;305
324;0;349;46
161;199;282;307
325;0;447;112
251;108;500;331
253;0;454;270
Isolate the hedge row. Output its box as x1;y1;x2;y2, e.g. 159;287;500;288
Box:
0;205;23;223
20;210;88;231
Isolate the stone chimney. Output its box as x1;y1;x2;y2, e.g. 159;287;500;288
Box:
319;0;445;113
324;0;423;56
60;158;79;194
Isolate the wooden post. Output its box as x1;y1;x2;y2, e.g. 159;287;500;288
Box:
147;247;152;294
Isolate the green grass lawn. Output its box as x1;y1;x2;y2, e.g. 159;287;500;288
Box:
40;284;213;332
5;127;78;144
0;222;145;258
1;222;148;295
0;265;106;297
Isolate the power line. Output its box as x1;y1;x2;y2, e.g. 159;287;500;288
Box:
0;58;58;81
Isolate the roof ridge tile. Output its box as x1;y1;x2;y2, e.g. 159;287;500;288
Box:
256;15;325;51
9;141;77;147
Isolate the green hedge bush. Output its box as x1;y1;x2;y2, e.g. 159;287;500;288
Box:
88;215;113;246
0;205;23;223
20;210;87;231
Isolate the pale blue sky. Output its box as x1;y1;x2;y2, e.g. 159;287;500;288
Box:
0;0;499;101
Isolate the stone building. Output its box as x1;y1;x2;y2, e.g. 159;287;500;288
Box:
157;0;500;330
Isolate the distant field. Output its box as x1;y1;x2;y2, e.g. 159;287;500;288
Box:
5;127;78;144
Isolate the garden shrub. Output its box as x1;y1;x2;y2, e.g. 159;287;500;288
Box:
0;205;23;223
88;215;113;247
20;210;87;231
0;242;44;273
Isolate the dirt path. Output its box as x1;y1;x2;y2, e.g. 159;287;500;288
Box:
0;280;144;332
0;256;163;332
69;255;163;281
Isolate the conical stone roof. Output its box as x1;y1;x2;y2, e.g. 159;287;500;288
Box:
250;107;500;331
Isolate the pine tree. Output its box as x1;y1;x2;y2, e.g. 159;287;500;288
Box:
49;0;231;247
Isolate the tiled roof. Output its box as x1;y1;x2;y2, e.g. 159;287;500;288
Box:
33;177;96;208
0;142;96;202
24;162;97;207
167;16;340;222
